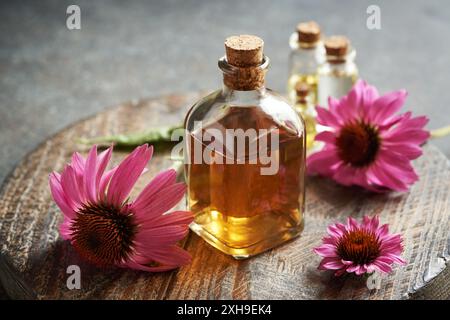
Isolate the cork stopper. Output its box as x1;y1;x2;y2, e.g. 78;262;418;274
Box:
295;82;310;103
222;35;266;90
296;21;321;44
295;82;310;98
225;35;264;67
324;36;349;57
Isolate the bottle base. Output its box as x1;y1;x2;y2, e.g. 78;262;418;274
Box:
189;219;304;259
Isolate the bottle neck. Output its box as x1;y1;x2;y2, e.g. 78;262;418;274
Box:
218;55;270;91
222;84;266;100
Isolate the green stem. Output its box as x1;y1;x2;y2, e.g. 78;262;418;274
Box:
77;124;183;148
430;125;450;139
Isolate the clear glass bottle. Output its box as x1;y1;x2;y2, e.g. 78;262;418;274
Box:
287;21;325;104
317;36;358;107
294;83;317;151
184;35;306;259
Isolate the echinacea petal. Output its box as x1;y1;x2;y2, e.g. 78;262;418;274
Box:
95;146;113;194
314;131;336;144
133;183;186;222
132;169;177;213
318;257;344;270
107;145;153;207
371;89;407;125
139;210;193;230
98;166;118;199
313;244;338;258
59;218;73;240
71;152;85;173
316;106;342;128
60;165;82;209
84;145;99;203
306;149;341;177
326;224;345;238
373;259;393;274
49;172;76;219
134;225;190;247
366;163;409;192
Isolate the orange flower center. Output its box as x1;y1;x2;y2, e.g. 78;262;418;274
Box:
337;229;380;264
336;122;380;167
70;204;137;266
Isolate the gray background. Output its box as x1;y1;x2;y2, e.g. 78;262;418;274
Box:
0;0;449;299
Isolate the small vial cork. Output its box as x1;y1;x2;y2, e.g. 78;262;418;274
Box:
297;21;321;44
223;35;266;90
324;36;349;56
295;82;310;98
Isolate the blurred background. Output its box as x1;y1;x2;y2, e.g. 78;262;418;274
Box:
0;0;449;299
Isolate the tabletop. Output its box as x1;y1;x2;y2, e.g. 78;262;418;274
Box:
1;0;450;299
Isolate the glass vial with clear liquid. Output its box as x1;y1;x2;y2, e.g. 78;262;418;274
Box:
287;21;325;104
184;35;306;258
317;36;358;107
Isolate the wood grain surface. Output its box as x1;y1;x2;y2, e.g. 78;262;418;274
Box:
0;93;449;300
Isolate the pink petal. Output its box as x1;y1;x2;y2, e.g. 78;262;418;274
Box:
355;265;368;275
306;149;341;176
84;145;99;203
376;224;389;238
319;257;345;270
314;131;336;144
59;218;73;240
347;217;359;231
71;152;85;175
332;164;360;186
313;244;338;258
366;163;409;192
139;210;193;230
135;224;189;247
49;172;76;219
382;129;429;145
343;80;364;120
316;106;342;128
95;146;113;194
371;90;407;125
373;260;393;274
326;224;344;238
60;165;82;209
107;145;153;207
99;166;118;199
133;183;186;222
381;142;423;160
132;169;177;214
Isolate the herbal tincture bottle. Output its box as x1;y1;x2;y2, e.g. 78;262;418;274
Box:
317;36;358;107
287;21;325;104
294;83;317;150
184;35;306;258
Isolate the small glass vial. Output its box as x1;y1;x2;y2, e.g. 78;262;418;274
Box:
294;83;317;151
287;21;325;104
184;35;306;258
317;36;358;107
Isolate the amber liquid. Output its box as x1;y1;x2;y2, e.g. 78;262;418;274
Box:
186;106;305;258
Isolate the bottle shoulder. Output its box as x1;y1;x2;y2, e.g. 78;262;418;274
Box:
184;88;305;136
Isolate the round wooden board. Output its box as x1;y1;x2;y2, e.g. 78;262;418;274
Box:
0;93;449;300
